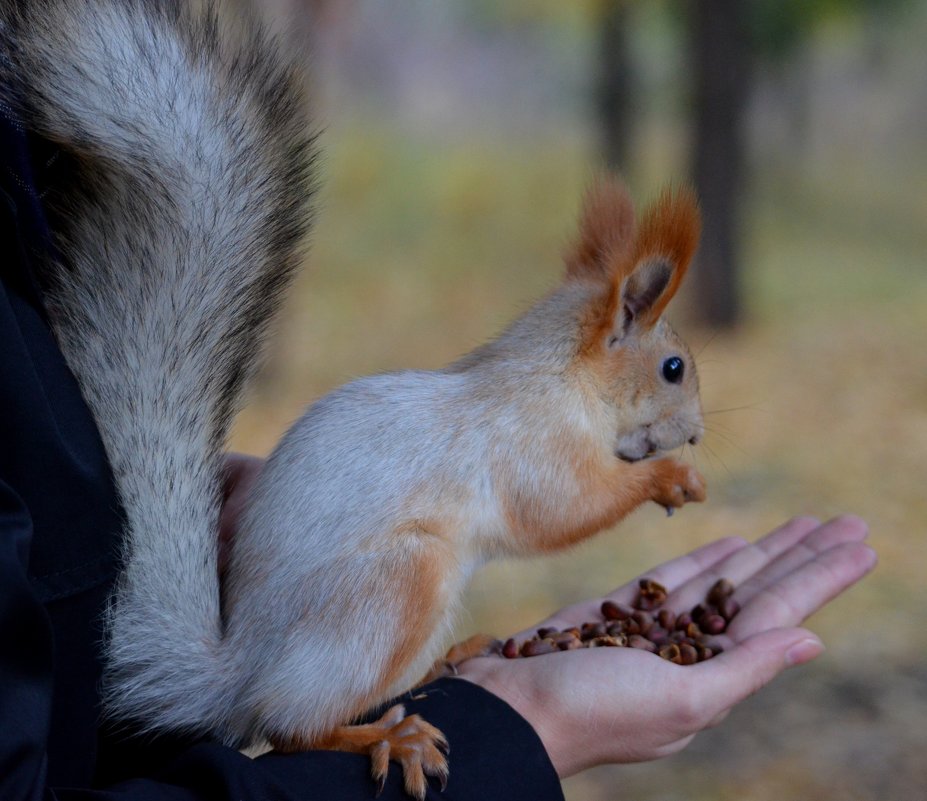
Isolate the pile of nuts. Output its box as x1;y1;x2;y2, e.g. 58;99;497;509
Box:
501;577;739;665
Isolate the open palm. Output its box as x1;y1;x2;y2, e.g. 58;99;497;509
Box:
457;515;876;777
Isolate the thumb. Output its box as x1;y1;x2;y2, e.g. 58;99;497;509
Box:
691;628;825;721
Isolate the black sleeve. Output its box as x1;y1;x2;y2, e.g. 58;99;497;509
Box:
249;680;565;801
79;681;562;801
0;480;55;801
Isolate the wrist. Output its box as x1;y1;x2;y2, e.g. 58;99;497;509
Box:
413;676;565;799
456;659;579;779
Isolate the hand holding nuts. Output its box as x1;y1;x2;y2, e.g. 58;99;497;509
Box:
500;578;739;665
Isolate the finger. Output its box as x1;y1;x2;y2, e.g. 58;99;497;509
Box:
702;708;731;730
687;628;825;724
753;514;825;554
666;516;822;612
513;536;749;639
733;515;869;607
727;540;877;639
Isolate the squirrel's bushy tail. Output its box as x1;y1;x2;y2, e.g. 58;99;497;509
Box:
1;0;317;739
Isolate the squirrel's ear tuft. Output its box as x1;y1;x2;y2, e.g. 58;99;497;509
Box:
621;185;701;330
563;174;636;282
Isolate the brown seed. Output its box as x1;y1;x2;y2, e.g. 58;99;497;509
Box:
537;626;558;639
678;642;698;665
674;612;693;631
646;625;669;645
521;638;558;657
697;645;715;661
606;622;628;637
702;614;727;635
628;634;657;652
601;600;632;621
558;637;584;651
707;578;735;605
639;577;668;595
658;643;681;662
684;621;703;639
581;622;607;641
657;608;676;631
631;610;654;634
691;603;708;623
718;596;741;622
635;578;668;610
502;638;519;659
589;635;625;647
552;632;579;647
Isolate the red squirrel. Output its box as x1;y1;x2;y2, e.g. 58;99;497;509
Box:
3;0;704;797
235;178;705;796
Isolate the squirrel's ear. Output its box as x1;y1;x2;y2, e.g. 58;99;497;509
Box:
615;186;700;335
563;174;636;282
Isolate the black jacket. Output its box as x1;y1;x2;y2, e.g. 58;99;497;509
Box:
0;104;564;801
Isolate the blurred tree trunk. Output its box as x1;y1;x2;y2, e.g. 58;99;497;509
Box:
595;2;634;172
689;0;752;328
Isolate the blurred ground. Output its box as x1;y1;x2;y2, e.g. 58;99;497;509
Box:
230;4;927;798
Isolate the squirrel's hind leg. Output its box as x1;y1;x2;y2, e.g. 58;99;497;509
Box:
270;705;449;799
257;524;459;798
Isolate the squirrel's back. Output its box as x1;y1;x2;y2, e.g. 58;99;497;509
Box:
0;0;318;737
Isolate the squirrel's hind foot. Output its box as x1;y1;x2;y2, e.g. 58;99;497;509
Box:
271;704;449;799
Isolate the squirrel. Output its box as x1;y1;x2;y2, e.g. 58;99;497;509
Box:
1;0;706;797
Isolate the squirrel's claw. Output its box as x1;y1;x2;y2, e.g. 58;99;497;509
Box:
271;704;448;800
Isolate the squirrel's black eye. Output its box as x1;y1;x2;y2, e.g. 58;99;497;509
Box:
662;356;684;384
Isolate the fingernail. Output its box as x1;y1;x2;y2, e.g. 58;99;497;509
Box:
785;637;825;666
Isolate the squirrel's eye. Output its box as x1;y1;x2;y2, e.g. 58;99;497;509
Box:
662;356;684;384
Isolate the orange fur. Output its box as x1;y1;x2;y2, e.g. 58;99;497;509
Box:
499;449;704;555
571;184;700;358
496;173;706;550
274;705;449;798
374;532;450;697
576;282;622;360
630;186;701;327
418;633;502;685
267;530;450;754
563;174;636;282
311;705;448;798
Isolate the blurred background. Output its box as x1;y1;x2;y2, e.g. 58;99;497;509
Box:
227;1;927;798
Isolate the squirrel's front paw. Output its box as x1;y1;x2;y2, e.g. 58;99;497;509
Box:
651;460;706;515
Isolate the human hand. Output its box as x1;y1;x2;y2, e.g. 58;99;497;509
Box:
218;452;264;574
456;515;876;778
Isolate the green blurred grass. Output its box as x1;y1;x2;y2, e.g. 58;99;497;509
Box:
231;115;927;799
